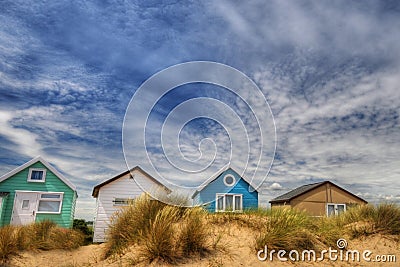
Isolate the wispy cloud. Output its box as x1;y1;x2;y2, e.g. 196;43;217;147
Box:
0;0;399;218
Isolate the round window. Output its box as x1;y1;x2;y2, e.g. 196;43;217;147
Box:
224;174;235;186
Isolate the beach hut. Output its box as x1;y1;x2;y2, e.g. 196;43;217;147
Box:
91;166;169;242
0;156;77;228
192;167;259;212
270;181;367;216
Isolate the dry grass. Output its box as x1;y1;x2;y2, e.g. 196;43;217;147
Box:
253;208;317;252
103;194;167;258
0;220;84;264
136;206;180;264
105;201;400;264
105;194;213;265
179;207;210;256
338;203;400;237
0;225;20;263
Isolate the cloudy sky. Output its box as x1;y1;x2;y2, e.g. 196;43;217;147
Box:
0;0;399;220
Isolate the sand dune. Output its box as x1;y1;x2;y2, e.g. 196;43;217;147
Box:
9;224;398;267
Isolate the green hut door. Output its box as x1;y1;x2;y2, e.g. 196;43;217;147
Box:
11;192;39;225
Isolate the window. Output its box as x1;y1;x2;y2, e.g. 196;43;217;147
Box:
37;193;63;213
113;198;131;206
223;174;236;186
28;168;46;182
216;194;243;212
22;200;29;209
326;203;346;216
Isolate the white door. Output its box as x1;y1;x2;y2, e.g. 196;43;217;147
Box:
11;192;39;225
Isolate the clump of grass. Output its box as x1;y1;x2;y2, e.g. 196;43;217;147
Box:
105;194;213;264
339;203;400;237
28;220;57;250
137;206;180;264
103;194;167;258
374;203;400;234
46;227;84;250
25;220;84;250
0;225;19;263
314;216;344;247
254;208;316;252
179;207;210;256
0;221;84;264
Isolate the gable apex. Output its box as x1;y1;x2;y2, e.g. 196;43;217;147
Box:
91;165;170;198
269;180;367;204
192;166;259;198
0;156;77;191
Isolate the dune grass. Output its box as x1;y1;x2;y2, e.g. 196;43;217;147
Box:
0;225;20;263
103;194;167;258
104;194;213;264
136;206;180;264
105;200;400;263
208;203;400;253
338;203;400;237
253;207;317;251
179;207;210;256
253;203;400;252
0;220;84;264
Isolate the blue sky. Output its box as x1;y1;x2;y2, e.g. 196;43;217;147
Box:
0;0;399;220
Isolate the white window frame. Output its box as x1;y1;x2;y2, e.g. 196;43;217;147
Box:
326;203;346;216
215;193;243;212
27;168;47;183
37;192;64;214
223;174;236;186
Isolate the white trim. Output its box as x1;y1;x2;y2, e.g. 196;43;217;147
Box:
0;156;76;191
215;193;243;212
223;174;235;186
192;166;259;198
14;190;64;214
326;203;347;216
37;192;64;214
15;190;64;194
27;168;47;183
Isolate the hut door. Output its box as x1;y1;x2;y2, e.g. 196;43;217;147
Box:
11;192;39;225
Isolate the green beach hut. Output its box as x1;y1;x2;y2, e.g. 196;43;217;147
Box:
0;156;77;228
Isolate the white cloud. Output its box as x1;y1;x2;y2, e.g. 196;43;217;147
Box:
0;110;42;157
269;182;283;190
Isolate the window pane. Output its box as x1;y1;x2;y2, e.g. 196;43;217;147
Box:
225;195;233;211
114;198;129;205
31;170;43;180
41;194;61;199
22;200;29;209
216;196;224;211
224;175;235;186
38;201;61;212
234;195;242;211
327;205;335;216
337;204;345;214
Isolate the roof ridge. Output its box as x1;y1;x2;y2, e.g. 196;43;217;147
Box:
270;180;367;204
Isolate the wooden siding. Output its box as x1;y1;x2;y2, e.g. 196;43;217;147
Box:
0;195;6;227
195;169;258;212
0;161;76;228
93;169;162;242
271;183;366;216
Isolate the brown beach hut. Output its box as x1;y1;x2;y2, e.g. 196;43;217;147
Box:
270;181;367;216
